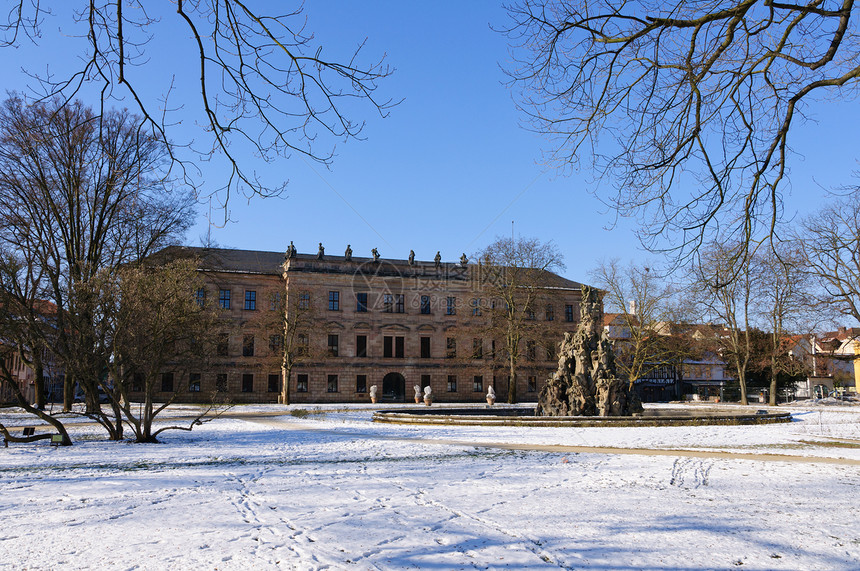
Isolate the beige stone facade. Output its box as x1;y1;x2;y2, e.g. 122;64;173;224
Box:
154;247;584;404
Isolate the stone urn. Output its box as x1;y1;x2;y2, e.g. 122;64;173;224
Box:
486;386;496;406
423;385;433;406
369;385;378;404
413;385;422;404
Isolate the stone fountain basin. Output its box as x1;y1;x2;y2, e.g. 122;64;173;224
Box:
372;407;792;427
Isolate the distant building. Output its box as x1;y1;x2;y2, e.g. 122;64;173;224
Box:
789;328;859;398
604;318;732;403
0;300;63;405
142;246;587;404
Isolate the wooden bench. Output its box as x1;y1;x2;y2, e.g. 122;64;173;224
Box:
2;427;62;447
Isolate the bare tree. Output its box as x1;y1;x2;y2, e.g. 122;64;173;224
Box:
753;244;814;404
801;194;860;326
0;96;194;432
503;1;860;258
249;276;320;406
1;2;395;212
476;236;566;403
799;194;860;387
592;259;690;390
108;259;223;443
692;242;755;404
0;250;73;445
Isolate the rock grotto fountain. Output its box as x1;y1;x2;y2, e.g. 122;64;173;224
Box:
537;285;643;417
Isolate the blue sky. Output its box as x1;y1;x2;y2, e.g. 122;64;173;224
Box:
1;2;857;284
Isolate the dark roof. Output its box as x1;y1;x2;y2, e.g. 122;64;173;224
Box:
151;246;585;289
150;246;285;275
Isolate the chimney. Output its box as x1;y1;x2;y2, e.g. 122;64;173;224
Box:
628;300;636;316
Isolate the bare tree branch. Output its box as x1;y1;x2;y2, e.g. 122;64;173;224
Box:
1;2;396;219
503;0;860;261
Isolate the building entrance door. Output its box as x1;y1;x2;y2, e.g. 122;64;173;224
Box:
382;372;406;402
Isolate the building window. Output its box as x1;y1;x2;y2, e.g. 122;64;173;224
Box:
268;374;280;393
528;375;537;392
446;337;456;358
420;337;431;359
446;296;456;315
327;374;338;393
472;338;483;359
356;292;368;312
196;288;205;307
244;290;256;310
356;375;367;393
490;340;496;360
297;374;308;393
545;343;555;361
383;336;404;358
216;373;228;393
242;373;253;393
447;375;457;392
383;293;393;313
269;291;281;310
471;298;482;316
218;289;231;309
132;373;144;392
328;334;339;357
395;294;405;313
356;335;367;358
328;291;340;311
420;295;431;314
527;340;536;361
189;373;201;392
421;374;431;393
473;375;483;393
269;334;283;352
545;304;554;321
297;333;309;356
217;333;229;356
525;306;535;320
161;372;174;392
298;291;310;310
565;304;574;322
243;335;255;357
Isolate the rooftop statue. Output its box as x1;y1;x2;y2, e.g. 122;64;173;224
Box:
344;244;352;261
317;242;325;260
408;250;415;265
434;251;441;269
371;248;380;261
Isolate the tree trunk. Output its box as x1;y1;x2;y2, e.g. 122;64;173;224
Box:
769;355;778;406
109;399;124;440
142;393;154;443
507;356;517;404
281;361;291;405
63;374;74;412
34;361;45;409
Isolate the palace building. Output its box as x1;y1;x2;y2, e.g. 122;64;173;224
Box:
147;246;586;404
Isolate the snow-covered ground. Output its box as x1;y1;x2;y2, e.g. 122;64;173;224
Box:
1;402;859;570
